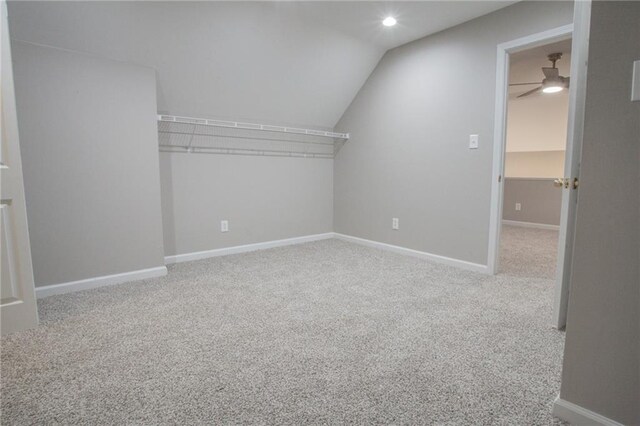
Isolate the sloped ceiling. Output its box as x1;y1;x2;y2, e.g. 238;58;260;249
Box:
8;1;515;129
282;1;517;51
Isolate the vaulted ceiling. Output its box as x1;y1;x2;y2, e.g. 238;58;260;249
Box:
281;1;516;51
8;1;516;129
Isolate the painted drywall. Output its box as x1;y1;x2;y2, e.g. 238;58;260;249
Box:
12;41;165;287
559;2;640;424
7;1;347;258
504;150;565;178
502;40;569;223
507;44;571;154
6;1;383;129
160;153;333;257
502;179;561;225
506;91;569;153
334;1;574;265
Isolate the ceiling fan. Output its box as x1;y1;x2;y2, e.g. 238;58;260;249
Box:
510;52;569;98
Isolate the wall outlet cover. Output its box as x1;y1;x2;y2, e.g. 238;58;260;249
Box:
221;220;229;232
392;218;399;230
515;203;522;211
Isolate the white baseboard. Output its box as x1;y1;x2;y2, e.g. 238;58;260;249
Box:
553;396;625;426
333;233;489;273
164;233;334;265
35;266;168;298
502;220;560;230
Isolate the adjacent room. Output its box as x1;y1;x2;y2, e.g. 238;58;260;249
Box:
499;39;571;280
1;1;638;425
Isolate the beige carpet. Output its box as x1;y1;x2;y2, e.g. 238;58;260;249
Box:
1;225;564;424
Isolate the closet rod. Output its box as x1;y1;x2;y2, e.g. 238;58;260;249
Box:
158;114;349;140
158;129;335;146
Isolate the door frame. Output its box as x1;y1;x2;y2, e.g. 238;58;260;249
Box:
1;0;40;334
486;19;587;329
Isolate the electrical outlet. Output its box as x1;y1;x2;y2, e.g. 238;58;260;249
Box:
515;203;521;211
392;218;399;230
469;134;479;149
220;220;229;232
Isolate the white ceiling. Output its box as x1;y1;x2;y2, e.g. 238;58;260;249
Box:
282;1;518;51
8;1;518;128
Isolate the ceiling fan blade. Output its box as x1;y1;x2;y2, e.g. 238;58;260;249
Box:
542;67;559;79
517;86;542;98
509;82;542;86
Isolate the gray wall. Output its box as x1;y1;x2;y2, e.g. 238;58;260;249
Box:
334;1;574;265
559;2;640;424
502;178;561;226
8;2;345;258
12;41;165;287
161;153;333;256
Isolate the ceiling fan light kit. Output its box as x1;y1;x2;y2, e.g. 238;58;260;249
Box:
542;79;565;93
542;85;564;94
511;52;570;98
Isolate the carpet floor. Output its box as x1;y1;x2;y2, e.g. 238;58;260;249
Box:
1;225;564;425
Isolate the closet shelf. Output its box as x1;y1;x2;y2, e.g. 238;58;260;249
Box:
157;114;349;159
158;115;349;139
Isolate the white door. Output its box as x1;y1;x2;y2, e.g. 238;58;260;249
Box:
552;1;591;330
0;0;39;335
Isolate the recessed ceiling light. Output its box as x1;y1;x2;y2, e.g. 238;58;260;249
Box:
382;16;397;27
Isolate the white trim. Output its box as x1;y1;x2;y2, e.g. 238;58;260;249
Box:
488;23;573;276
502;220;560;230
164;233;334;264
166;232;488;273
553;396;625;426
35;266;168;298
333;233;489;274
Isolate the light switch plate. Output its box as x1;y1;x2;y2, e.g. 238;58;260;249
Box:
469;134;479;149
632;60;640;102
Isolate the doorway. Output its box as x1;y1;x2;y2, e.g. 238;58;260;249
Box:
499;40;571;280
487;17;590;330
